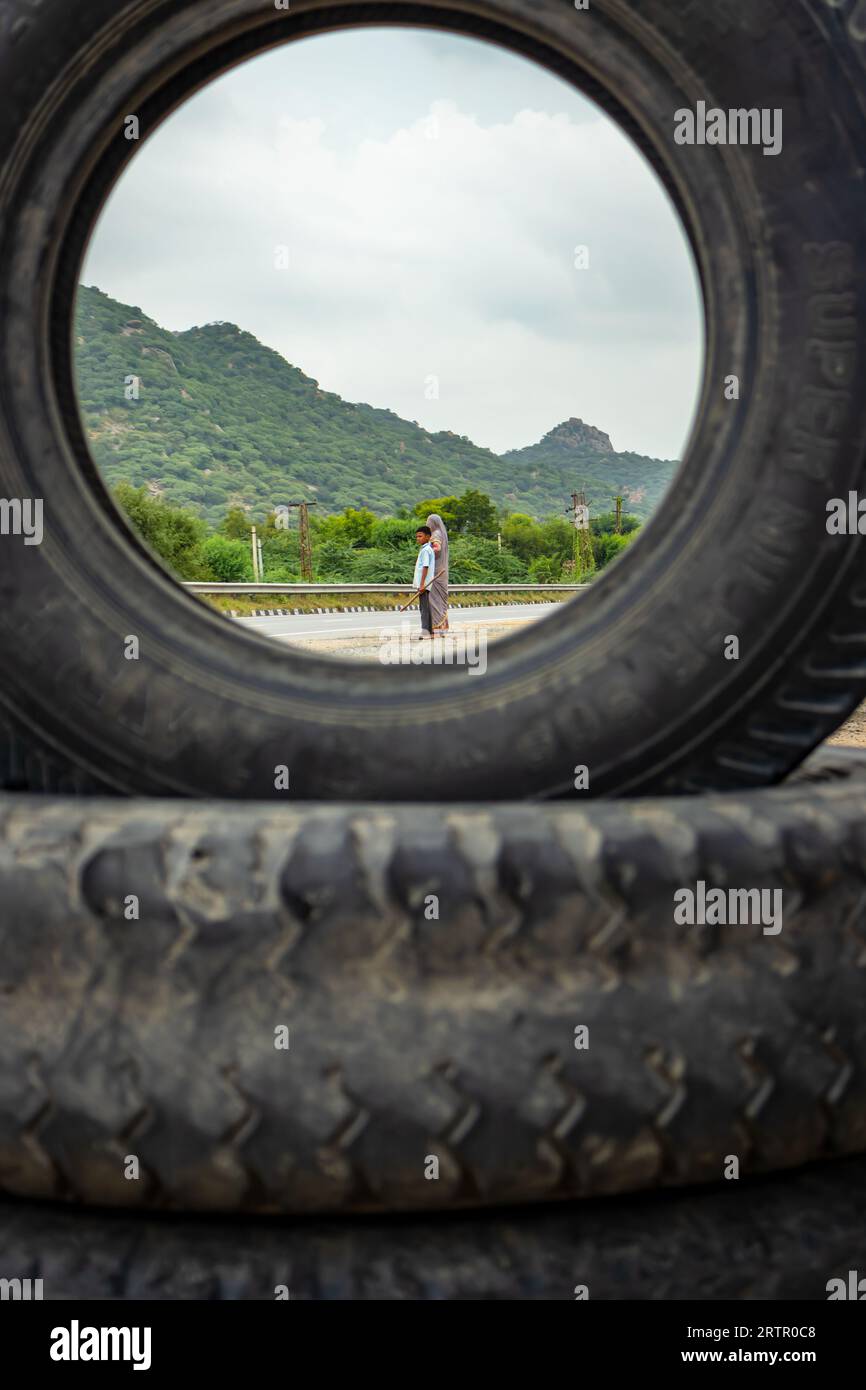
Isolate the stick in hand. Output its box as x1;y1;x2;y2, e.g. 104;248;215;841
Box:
398;572;443;613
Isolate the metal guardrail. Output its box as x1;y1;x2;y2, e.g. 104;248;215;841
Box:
183;582;589;595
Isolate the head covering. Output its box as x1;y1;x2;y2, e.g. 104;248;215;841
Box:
426;513;449;572
425;513;450;629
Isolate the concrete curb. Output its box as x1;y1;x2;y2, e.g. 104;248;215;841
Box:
227;599;564;618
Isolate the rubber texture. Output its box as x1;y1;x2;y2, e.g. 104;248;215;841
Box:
3;751;866;1216
1;0;866;801
4;1152;866;1299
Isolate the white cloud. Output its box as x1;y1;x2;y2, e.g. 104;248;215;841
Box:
81;28;703;459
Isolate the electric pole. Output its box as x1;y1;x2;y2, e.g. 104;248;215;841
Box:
298;502;313;582
614;495;623;535
251;526;261;584
570;488;595;580
279;500;317;581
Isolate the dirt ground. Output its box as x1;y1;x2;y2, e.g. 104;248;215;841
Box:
279;617;524;659
828;703;866;746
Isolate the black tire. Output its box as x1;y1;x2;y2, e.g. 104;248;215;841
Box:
1;1;866;800
4;757;866;1216
4;1152;866;1300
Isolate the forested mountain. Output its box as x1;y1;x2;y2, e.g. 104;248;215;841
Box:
74;285;678;526
500;419;677;520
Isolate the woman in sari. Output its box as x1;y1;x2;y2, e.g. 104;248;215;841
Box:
426;512;450;632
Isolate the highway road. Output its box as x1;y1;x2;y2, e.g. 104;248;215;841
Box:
234;602;564;642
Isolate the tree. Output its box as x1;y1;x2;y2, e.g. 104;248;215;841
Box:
528;556;562;583
369;517;418;550
539;516;574;566
201;535;251;582
313;539;357;581
452;489;498;538
113;483;206;578
502;513;544;563
593;531;637;571
413;496;460;531
591;510;640;537
261;528;300;572
349;549;408;582
413;490;498;538
220;506;252;539
315;507;377;548
451;536;527;582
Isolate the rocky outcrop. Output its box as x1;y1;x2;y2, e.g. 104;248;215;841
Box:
542;418;614;453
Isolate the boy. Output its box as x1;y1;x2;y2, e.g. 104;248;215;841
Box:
414;525;436;637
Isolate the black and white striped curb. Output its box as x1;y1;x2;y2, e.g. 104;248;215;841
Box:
227;605;404;617
226;599;562;617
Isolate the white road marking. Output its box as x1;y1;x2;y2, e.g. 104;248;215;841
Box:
233;603;563;640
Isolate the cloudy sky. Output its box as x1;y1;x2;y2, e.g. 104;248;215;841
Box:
81;27;703;460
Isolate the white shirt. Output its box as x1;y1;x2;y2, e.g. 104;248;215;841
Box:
413;542;436;589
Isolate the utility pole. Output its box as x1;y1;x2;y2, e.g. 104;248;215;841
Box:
298;501;313;582
570;488;595;581
251;525;261;584
614;495;623;535
279;500;317;581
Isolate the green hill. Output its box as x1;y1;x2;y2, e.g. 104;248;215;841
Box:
74;285;678;526
500;418;678;521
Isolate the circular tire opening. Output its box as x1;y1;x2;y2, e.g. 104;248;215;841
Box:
73;24;704;679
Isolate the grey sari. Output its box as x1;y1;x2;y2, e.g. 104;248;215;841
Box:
426;513;450;631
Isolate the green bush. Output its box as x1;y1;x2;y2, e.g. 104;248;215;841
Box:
348;549;410;583
593;531;635;570
591;510;641;537
369;517;418;549
200;535;252;582
528;556;562;583
113;483;207;579
501;513;544;563
219;507;252;539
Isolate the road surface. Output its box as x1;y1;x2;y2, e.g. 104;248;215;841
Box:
234;602;563;642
